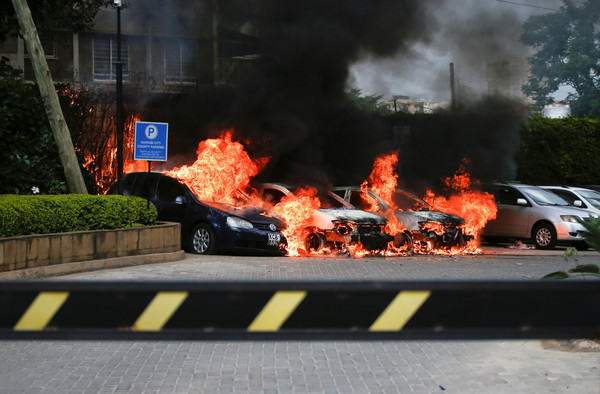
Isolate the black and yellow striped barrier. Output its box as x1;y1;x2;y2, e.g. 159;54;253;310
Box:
1;280;598;340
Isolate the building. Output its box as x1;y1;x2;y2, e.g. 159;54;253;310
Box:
379;96;450;114
0;0;257;93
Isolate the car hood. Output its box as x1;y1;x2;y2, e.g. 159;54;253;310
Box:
393;210;465;231
312;208;387;230
203;201;285;226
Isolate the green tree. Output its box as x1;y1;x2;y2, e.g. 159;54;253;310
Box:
0;0;104;43
520;0;600;117
346;88;392;116
0;57;67;194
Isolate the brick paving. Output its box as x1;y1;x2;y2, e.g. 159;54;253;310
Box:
1;246;599;393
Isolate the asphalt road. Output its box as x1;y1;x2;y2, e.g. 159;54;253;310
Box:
1;245;599;393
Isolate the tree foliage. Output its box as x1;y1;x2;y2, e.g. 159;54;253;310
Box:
0;57;67;194
516;116;600;185
0;0;104;43
520;0;600;117
346;88;392;116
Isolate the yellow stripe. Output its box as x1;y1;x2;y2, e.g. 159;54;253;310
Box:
248;291;306;331
14;292;69;331
133;291;188;331
370;291;430;331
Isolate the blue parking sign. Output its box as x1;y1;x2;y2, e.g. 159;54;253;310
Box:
134;121;168;161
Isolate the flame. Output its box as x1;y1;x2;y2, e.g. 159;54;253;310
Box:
368;152;399;208
164;130;268;205
80;114;144;193
423;159;497;251
268;187;322;257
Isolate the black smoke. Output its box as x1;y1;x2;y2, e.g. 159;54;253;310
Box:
145;0;528;194
220;0;439;186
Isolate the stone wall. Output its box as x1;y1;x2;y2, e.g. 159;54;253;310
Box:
0;222;181;273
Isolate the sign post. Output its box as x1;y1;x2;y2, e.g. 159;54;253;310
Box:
134;121;168;209
134;121;168;163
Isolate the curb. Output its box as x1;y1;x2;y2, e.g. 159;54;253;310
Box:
0;250;186;279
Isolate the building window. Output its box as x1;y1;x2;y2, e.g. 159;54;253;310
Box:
24;32;55;58
165;38;196;83
93;35;129;82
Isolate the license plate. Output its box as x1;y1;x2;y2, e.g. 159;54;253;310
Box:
267;233;281;246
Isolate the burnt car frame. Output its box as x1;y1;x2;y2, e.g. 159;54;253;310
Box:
108;172;287;255
259;183;394;253
332;186;471;251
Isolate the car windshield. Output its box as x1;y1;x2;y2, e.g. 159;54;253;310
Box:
579;190;600;209
521;186;570;206
391;190;432;211
288;187;346;209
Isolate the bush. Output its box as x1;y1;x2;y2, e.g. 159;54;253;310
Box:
516;116;600;185
0;194;157;237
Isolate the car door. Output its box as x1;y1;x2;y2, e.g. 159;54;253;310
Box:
153;176;189;225
484;186;531;238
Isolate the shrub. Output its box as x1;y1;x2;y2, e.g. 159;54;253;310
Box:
0;194;157;237
516;116;600;185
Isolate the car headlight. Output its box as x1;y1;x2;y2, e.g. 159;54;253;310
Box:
227;216;253;229
560;215;581;223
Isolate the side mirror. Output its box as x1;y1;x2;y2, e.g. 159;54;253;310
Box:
574;200;583;207
175;196;187;205
517;198;528;206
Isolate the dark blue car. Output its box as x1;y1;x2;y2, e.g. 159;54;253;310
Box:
108;172;287;255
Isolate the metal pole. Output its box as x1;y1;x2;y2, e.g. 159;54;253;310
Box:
116;4;124;195
449;62;456;113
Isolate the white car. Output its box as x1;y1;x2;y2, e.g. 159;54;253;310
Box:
259;183;394;252
540;186;600;216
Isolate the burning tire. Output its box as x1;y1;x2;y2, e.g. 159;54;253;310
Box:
393;231;413;252
533;222;557;250
191;223;216;254
305;232;327;253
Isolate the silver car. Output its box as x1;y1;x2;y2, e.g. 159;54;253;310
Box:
540;185;600;216
332;186;471;251
480;182;598;250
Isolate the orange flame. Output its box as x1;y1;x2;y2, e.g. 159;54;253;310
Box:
269;187;322;257
368;152;399;208
164;130;268;205
423;159;497;250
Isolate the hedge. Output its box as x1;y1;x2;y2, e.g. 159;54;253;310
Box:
0;194;157;238
516;116;600;185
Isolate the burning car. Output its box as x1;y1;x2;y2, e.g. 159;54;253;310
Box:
332;186;471;251
108;172;287;255
258;183;394;254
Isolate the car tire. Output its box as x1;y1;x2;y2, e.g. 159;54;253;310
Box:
533;223;557;250
191;223;216;254
393;231;414;252
305;232;327;253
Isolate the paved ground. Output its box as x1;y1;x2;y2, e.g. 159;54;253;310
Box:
1;245;598;393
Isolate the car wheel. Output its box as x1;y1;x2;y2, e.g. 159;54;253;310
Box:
533;223;557;250
305;232;326;252
393;231;414;252
456;233;468;249
191;223;216;254
572;241;589;251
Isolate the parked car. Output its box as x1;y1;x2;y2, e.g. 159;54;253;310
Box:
108;172;287;255
540;185;600;216
259;183;394;252
332;186;471;251
480;182;598;250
